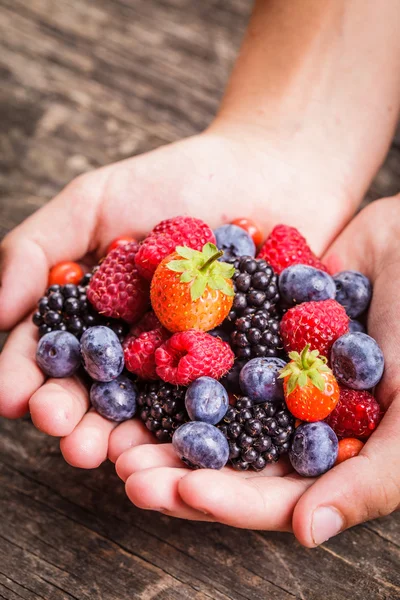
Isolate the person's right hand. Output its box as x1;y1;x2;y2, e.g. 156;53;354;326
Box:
0;126;354;468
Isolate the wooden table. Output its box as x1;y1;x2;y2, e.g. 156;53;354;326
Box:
1;2;400;598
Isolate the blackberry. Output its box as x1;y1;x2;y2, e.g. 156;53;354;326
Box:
32;273;128;341
228;256;280;321
218;397;294;471
137;381;189;442
230;310;283;359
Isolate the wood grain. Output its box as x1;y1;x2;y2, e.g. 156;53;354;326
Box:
0;1;400;599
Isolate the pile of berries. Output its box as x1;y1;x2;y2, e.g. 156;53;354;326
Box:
33;216;384;476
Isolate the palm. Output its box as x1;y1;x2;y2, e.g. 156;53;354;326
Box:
0;130;363;537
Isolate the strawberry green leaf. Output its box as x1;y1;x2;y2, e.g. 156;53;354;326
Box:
180;271;194;283
298;371;308;388
176;246;197;259
167;260;192;273
190;275;208;301
203;243;218;259
308;371;326;391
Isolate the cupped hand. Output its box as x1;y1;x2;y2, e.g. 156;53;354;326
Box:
114;195;400;546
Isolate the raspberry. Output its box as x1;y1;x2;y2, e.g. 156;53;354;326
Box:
325;388;382;439
155;330;234;386
124;328;170;380
87;242;149;324
257;224;328;274
280;299;349;356
135;216;216;280
129;311;162;337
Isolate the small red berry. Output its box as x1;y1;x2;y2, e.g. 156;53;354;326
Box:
280;299;349;356
155;330;234;386
124;328;170;380
258;224;328;274
107;236;136;254
231;218;263;248
48;262;84;286
325;388;382;439
335;438;364;465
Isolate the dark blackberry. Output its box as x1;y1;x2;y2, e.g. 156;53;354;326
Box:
137;381;189;442
228;256;280;321
218;397;294;471
32;273;128;341
230;310;283;359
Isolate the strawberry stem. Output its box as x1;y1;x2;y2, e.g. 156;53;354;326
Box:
199;250;224;273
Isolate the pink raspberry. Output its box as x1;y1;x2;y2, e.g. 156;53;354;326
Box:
135;216;215;281
124;328;170;380
155;330;234;386
87;242;149;324
325;388;382;439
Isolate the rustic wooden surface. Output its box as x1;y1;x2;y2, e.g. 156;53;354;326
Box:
1;1;400;599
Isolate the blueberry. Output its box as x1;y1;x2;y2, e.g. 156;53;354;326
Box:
172;422;229;469
214;224;256;262
289;422;338;477
279;265;336;306
81;326;124;382
185;377;229;425
333;270;372;318
36;331;81;378
209;326;231;344
331;332;384;390
239;357;287;404
349;319;366;334
90;375;137;422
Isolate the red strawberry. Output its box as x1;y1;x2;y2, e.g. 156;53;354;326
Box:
325;388;382;439
258;224;328;274
124;328;170;380
155;330;234;386
87;242;149;324
280;299;349;356
135;216;216;280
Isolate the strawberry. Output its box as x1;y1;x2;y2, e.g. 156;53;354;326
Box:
87;242;149;324
280;345;340;421
155;329;234;386
135;216;216;280
257;224;328;274
150;243;234;332
325;388;382;439
280;299;349;356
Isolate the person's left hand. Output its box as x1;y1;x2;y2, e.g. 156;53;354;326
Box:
114;195;400;546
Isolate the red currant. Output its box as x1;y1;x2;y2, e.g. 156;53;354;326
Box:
48;262;84;286
107;236;136;254
231;218;263;247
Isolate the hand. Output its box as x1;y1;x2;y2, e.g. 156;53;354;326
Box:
114;196;400;546
0;126;353;467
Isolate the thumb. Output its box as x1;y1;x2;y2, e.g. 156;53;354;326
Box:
0;172;106;331
292;402;400;547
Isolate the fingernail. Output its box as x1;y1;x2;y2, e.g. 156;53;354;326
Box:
311;506;344;546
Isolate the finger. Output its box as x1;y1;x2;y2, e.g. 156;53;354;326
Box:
116;442;292;483
29;376;89;437
178;469;313;530
0;172;106;331
0;319;44;418
116;444;184;482
125;467;214;521
293;401;400;548
108;420;157;463
60;409;117;469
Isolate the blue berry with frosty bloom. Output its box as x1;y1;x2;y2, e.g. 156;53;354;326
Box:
90;375;137;422
239;357;287;404
185;377;229;425
333;270;372;318
289;422;338;477
214;224;256;262
81;326;124;381
331;332;384;390
36;331;81;378
173;421;229;469
279;265;336;306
